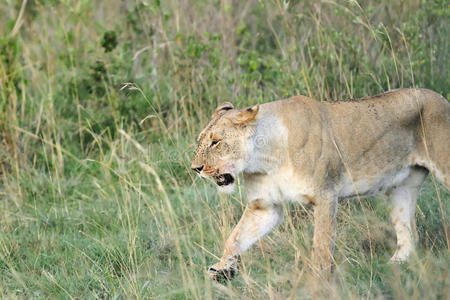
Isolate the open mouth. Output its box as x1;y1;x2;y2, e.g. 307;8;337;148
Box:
214;173;234;186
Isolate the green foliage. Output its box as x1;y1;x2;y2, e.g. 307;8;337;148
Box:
0;0;448;298
101;31;118;53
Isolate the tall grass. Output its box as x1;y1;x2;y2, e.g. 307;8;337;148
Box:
0;0;448;298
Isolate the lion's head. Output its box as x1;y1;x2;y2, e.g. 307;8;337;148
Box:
191;102;259;193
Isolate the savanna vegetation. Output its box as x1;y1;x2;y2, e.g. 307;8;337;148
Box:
0;0;449;298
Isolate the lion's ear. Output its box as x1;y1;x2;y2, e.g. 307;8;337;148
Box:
213;102;234;116
230;105;259;125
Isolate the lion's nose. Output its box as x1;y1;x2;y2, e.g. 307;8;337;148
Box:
192;165;204;173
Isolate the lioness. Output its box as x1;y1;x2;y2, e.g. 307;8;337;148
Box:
191;88;449;281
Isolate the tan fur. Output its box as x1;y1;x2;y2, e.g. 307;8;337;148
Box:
191;88;450;281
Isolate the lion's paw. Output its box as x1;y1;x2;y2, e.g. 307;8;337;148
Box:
207;255;240;282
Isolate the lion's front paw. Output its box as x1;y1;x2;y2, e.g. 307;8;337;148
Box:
207;255;240;282
207;265;237;282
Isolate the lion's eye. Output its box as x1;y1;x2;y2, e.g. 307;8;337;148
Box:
210;140;220;147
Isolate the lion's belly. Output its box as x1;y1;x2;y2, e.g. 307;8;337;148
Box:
246;165;414;203
337;167;412;198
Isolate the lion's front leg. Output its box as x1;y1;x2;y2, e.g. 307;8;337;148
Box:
208;200;283;281
312;197;338;279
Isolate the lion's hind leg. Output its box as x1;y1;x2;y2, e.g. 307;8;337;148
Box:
419;90;450;190
389;167;428;262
